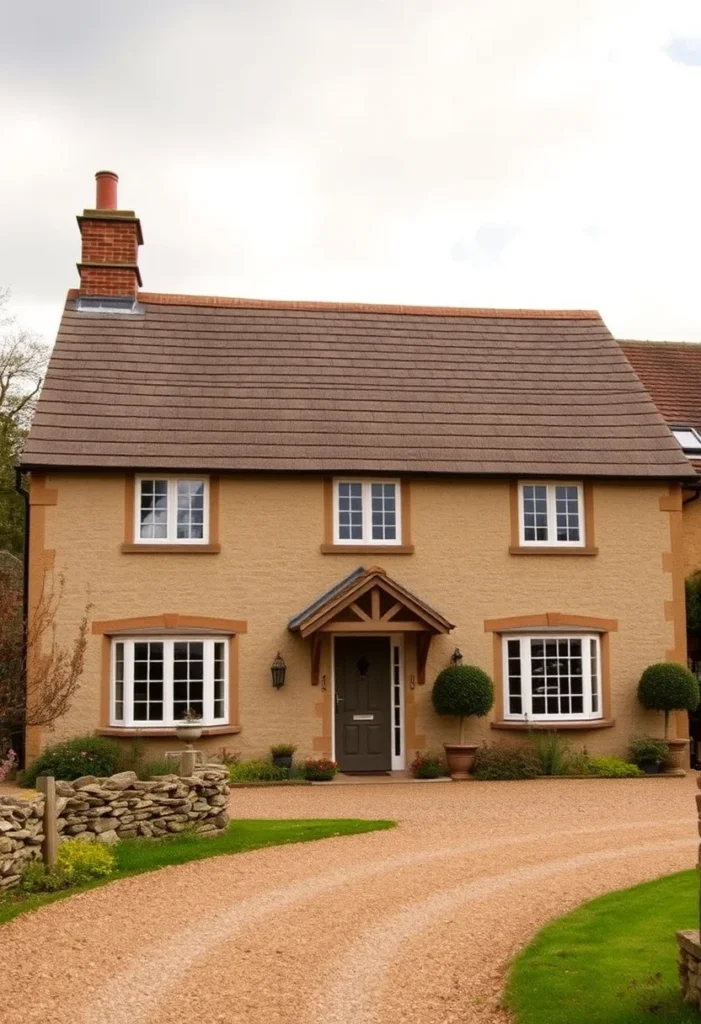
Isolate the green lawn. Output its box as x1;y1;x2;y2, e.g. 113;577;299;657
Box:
0;817;394;926
505;870;701;1024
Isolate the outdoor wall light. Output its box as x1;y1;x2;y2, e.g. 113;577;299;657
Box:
271;653;287;689
451;647;464;665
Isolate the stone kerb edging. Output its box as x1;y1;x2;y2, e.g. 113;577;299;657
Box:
0;765;230;890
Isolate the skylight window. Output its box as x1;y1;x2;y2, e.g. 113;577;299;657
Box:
672;427;701;453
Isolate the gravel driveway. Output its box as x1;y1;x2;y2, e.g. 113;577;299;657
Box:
1;776;697;1024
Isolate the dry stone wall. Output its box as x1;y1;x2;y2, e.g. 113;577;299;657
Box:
0;764;229;889
0;795;45;889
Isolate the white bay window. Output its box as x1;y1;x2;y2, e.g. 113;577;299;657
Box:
504;634;601;722
111;637;228;727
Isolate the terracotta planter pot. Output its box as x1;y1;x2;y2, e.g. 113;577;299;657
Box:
665;737;690;773
443;743;477;780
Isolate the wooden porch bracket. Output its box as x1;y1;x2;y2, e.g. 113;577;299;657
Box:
416;631;432;685
311;633;322;686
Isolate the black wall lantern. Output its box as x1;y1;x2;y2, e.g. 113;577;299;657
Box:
451;647;464;665
271;653;287;689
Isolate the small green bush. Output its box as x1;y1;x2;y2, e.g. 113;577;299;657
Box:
303;758;338;781
473;743;541;781
431;665;495;742
21;735;123;787
20;861;71;893
138;757;177;780
20;839;115;893
529;732;572;776
583;756;643;778
410;752;447;779
228;759;288;783
628;735;669;765
271;743;297;758
638;662;700;736
57;838;115;884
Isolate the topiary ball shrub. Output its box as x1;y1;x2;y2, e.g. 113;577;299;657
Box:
431;665;495;743
21;735;123;788
473;743;540;781
637;662;700;737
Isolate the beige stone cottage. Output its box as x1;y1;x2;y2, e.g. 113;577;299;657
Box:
19;171;698;771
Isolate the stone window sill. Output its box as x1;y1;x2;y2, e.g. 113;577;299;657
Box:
320;544;415;555
491;718;614;732
97;725;241;737
509;546;598;556
120;543;221;554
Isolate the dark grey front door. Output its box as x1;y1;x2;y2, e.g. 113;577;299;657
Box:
334;636;392;772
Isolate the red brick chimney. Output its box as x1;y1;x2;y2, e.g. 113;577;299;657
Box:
77;171;143;299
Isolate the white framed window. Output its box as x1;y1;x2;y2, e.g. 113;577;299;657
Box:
519;482;584;546
333;479;402;545
672;426;701;454
503;634;602;722
110;636;228;727
135;476;209;544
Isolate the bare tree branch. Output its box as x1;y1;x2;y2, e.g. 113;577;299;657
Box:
0;564;90;751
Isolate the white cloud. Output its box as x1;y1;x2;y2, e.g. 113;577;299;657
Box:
2;0;701;341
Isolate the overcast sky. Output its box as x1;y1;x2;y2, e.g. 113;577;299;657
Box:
2;0;701;343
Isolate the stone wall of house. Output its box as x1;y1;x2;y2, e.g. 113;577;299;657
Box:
0;795;45;889
0;765;229;889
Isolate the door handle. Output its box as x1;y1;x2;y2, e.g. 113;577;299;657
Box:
335;693;344;710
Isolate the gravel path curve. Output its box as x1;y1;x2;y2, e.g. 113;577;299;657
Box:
1;777;697;1024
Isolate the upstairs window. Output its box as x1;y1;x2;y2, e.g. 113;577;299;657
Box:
519;482;584;547
504;634;601;722
111;637;228;727
135;477;209;544
672;426;701;454
334;480;401;545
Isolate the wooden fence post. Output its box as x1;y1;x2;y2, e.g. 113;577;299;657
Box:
36;775;57;869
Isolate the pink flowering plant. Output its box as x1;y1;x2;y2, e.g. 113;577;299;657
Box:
303;757;338;781
0;749;18;783
410;751;447;779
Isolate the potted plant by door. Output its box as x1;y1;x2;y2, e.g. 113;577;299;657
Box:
628;735;670;775
431;665;495;779
637;663;700;772
175;707;203;746
271;743;297;778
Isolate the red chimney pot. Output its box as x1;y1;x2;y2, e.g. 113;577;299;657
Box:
95;170;119;210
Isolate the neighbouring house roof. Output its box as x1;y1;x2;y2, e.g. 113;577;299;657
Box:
288;566;454;637
21;291;694;479
618;341;701;431
619;340;701;473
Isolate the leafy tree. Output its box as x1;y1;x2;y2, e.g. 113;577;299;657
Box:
0;288;49;556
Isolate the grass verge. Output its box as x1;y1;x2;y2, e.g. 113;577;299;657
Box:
505;869;700;1024
0;817;394;927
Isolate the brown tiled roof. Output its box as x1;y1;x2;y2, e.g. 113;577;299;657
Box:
21;293;694;478
618;341;701;431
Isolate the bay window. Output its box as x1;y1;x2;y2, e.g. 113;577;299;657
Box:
110;637;228;727
504;634;601;722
